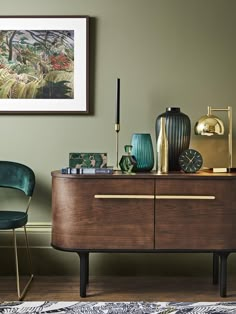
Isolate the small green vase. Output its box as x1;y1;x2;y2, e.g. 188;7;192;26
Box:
131;133;154;172
119;145;137;174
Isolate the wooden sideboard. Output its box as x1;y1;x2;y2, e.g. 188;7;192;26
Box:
51;170;236;297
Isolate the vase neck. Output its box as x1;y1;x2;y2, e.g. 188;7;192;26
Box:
160;117;165;130
166;107;180;113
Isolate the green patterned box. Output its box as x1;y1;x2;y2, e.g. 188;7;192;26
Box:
69;153;107;168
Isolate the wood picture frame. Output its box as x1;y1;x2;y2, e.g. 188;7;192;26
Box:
0;15;89;114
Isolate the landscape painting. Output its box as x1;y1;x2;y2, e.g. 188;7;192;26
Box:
0;29;74;99
0;16;89;114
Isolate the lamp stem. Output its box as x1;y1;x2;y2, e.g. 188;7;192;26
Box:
228;106;233;170
207;106;212;116
208;106;233;171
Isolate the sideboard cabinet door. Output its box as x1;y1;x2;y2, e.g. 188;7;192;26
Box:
155;178;236;249
52;177;155;250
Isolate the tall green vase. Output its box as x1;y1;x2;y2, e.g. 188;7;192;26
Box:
131;133;154;172
155;107;191;171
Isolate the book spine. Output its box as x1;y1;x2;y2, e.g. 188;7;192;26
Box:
82;168;113;174
61;168;113;174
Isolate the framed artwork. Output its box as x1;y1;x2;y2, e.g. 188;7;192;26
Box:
0;15;89;114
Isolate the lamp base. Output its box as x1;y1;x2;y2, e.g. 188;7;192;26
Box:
212;167;228;173
212;167;235;173
202;167;235;173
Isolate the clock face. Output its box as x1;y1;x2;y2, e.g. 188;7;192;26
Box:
178;149;203;173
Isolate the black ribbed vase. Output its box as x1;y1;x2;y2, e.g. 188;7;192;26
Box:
155;107;191;171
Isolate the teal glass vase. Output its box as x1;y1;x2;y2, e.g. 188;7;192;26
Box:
131;133;154;172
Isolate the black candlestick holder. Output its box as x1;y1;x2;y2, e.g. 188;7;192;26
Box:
115;123;120;170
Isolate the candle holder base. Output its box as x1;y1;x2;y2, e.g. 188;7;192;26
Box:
115;124;120;170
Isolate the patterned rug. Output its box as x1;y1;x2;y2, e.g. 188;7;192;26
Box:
1;302;236;313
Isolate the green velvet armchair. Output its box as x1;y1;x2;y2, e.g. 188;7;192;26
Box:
0;161;35;300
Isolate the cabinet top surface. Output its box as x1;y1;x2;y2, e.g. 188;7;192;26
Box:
51;170;236;179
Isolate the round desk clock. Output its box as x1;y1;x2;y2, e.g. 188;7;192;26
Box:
178;148;203;173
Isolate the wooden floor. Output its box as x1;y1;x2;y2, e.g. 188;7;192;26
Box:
1;276;236;301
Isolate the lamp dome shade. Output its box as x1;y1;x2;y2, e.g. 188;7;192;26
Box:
194;115;224;136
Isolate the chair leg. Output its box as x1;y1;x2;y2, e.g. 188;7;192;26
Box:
23;226;34;276
13;227;34;300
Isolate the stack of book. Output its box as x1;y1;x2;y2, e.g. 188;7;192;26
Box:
61;167;113;174
61;152;113;174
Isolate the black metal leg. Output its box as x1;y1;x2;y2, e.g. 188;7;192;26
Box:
86;253;89;285
219;252;230;297
213;253;219;285
78;252;89;297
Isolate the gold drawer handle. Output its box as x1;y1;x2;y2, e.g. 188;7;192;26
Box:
94;194;154;199
94;195;215;200
156;195;215;200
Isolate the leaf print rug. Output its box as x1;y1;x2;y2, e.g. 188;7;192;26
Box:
1;301;236;313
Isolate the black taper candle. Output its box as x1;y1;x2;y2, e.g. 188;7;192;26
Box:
115;78;120;125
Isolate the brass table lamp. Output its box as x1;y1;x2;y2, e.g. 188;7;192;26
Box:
194;106;232;172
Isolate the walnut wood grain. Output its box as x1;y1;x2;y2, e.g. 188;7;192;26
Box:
52;177;155;250
155;179;236;249
51;171;236;251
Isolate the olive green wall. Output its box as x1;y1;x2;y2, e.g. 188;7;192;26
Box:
1;0;236;276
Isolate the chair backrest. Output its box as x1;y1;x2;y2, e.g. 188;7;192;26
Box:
0;161;35;196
